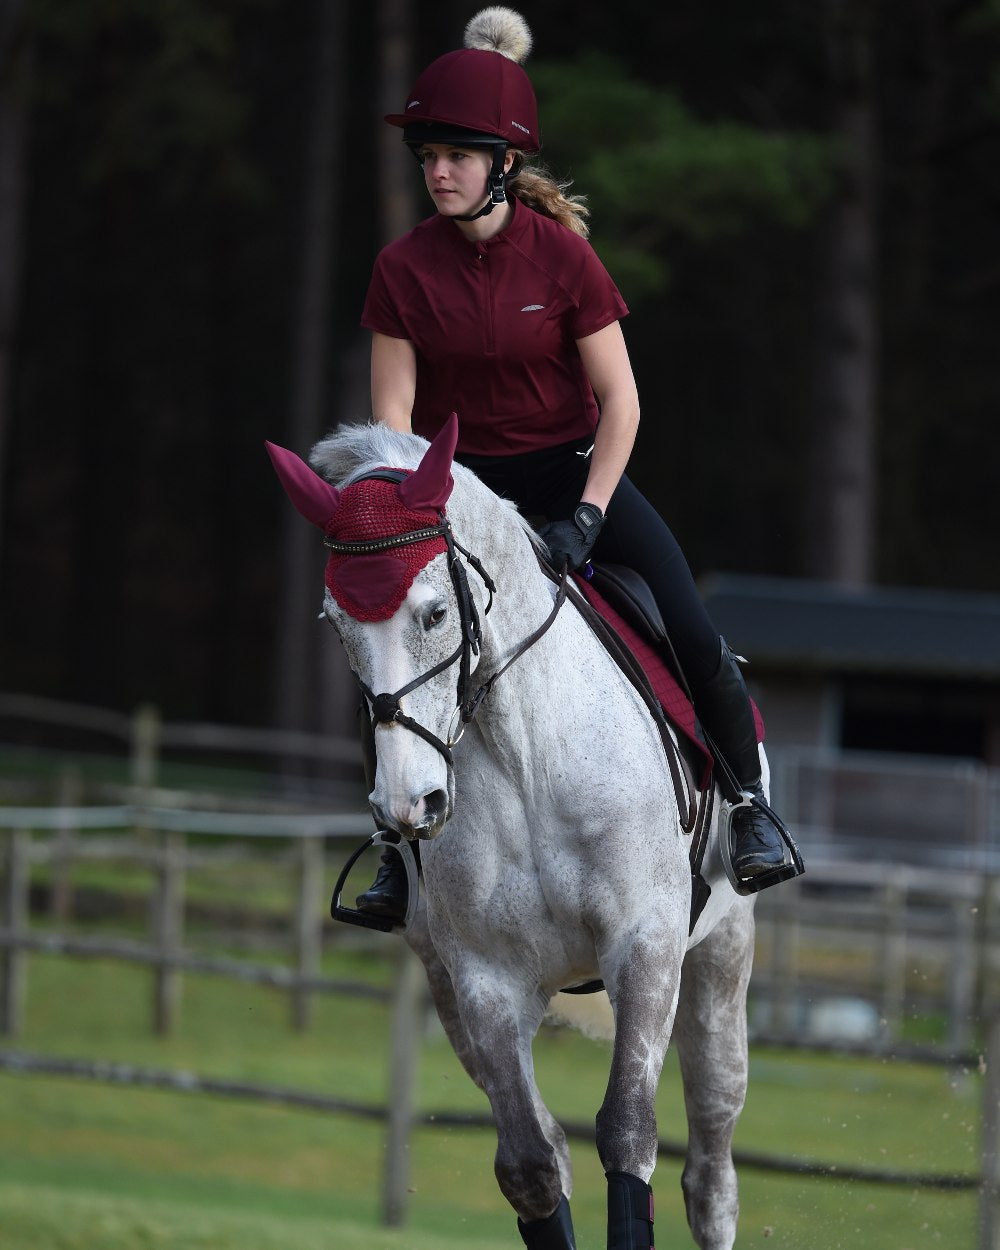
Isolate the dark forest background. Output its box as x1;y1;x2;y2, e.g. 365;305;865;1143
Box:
1;0;998;738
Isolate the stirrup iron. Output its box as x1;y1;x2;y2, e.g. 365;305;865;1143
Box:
719;791;805;896
330;831;419;932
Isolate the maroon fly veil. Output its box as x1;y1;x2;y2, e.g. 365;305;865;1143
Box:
265;415;459;621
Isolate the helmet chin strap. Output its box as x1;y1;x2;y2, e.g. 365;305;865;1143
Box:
454;145;509;222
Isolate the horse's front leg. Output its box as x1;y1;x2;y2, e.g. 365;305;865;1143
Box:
597;929;686;1250
457;978;577;1249
405;904;486;1090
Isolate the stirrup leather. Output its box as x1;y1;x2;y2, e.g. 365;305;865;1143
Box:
719;791;805;896
330;831;419;933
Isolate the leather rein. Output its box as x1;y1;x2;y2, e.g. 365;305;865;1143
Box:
324;470;569;767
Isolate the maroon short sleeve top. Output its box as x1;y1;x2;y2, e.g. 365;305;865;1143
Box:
361;198;629;456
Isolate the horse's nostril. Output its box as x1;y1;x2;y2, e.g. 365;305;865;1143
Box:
423;789;449;826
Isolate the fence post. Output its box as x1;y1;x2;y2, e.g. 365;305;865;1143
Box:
131;704;160;856
1;829;30;1037
976;876;998;1026
50;765;82;922
978;1015;1000;1250
292;834;324;1031
772;888;800;1033
881;879;907;1040
381;942;424;1227
131;703;161;795
151;830;185;1036
949;898;977;1053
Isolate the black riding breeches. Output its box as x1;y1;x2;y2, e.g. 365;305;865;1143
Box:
456;438;723;691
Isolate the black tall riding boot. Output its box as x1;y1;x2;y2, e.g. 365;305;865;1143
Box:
692;639;789;883
354;704;412;922
356;849;411;919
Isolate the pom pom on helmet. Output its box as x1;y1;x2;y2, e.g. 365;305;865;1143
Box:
463;7;533;63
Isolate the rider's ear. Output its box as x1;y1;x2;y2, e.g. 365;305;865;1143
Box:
399;413;459;511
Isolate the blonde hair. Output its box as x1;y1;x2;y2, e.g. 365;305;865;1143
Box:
508;158;590;238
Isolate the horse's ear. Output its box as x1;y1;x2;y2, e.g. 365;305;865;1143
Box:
265;441;340;528
399;413;458;511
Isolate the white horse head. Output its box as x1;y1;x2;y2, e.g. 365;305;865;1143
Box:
267;416;534;840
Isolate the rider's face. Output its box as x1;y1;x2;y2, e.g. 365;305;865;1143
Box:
418;144;509;218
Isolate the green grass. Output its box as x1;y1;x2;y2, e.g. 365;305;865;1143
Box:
1;750;984;1245
0;945;983;1249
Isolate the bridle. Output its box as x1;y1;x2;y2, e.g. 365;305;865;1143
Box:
324;469;568;770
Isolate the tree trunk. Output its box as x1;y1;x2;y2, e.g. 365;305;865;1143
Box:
378;0;417;246
805;0;879;586
0;0;30;575
313;0;419;742
273;0;346;738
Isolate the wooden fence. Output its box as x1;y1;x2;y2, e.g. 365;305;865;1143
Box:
0;691;360;774
4;806;1000;1235
0;805;376;1037
3;805;998;1047
752;858;1000;1054
5;693;1000;1239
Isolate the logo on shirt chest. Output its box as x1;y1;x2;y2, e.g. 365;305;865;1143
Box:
520;304;546;312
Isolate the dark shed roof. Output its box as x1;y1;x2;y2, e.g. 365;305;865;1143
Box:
699;574;1000;678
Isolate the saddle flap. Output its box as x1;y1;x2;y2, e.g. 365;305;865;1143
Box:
588;564;668;645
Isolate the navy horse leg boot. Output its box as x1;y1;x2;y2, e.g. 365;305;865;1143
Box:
517;1194;577;1250
693;639;802;889
607;1172;654;1250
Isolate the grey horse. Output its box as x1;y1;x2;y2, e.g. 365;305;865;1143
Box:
268;415;759;1250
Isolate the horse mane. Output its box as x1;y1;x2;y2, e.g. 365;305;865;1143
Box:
309;420;427;482
309;421;544;550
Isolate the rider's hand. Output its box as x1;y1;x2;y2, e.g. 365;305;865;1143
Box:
540;503;605;571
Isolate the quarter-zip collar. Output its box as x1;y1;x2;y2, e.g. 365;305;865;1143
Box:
451;195;526;252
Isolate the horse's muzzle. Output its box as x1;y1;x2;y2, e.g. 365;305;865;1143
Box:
371;786;450;840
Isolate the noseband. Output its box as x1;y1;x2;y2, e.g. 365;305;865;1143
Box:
324;469;568;770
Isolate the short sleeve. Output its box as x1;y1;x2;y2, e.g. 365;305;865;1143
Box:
566;244;629;341
361;251;411;340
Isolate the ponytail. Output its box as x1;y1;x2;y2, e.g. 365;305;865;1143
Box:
508;158;590;238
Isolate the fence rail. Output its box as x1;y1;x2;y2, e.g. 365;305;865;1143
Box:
0;691;359;765
0;809;379;1037
3;807;1000;1240
773;745;1000;873
4;807;1000;1045
6;694;1000;1240
0;1042;985;1191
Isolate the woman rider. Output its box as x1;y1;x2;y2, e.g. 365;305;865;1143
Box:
354;7;800;920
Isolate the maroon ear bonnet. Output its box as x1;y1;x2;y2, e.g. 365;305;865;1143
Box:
266;416;459;622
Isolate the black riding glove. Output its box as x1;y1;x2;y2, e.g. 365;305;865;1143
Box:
540;503;605;571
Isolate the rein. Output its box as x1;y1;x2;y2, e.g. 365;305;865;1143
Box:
326;471;568;766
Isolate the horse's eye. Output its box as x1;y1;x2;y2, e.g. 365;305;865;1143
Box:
426;604;447;629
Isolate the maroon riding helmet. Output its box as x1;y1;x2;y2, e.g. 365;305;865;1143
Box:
384;8;539;218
